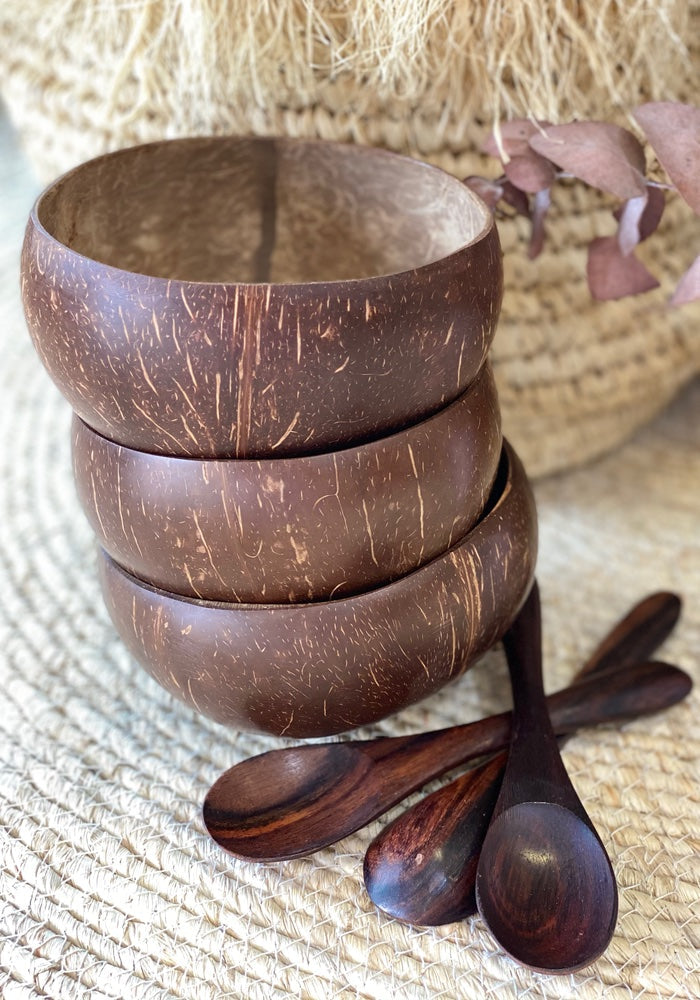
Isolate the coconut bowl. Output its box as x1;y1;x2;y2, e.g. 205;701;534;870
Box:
98;439;536;737
73;363;501;603
23;135;502;458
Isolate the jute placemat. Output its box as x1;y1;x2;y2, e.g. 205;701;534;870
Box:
0;112;698;999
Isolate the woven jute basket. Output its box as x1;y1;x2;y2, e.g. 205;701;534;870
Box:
1;0;698;476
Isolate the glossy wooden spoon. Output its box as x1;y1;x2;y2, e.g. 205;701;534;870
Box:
363;592;684;926
474;582;618;972
203;592;682;862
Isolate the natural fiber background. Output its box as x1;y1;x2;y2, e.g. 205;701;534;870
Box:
1;0;699;478
1;109;699;999
0;0;695;170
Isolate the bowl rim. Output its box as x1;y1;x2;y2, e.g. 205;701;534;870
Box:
30;134;496;291
100;437;520;613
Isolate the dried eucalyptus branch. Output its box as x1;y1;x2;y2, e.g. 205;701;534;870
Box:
465;102;700;306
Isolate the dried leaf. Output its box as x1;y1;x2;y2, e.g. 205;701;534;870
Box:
504;153;556;193
587;236;659;300
500;180;531;218
613;185;665;244
670;254;700;307
483;119;551;161
529;122;646;199
462;175;503;209
462;174;503;211
634;102;700;215
528;188;551;259
616;194;648;256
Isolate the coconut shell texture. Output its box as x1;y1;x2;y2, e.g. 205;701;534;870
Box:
5;0;699;476
72;364;502;604
98;441;537;737
22;137;502;459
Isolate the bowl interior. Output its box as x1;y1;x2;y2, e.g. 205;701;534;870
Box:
37;137;491;285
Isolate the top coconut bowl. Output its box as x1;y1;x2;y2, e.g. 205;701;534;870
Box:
22;136;502;458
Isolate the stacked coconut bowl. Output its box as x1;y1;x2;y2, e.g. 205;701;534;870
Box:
21;136;537;738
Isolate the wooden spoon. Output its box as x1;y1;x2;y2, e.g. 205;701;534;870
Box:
474;582;618;972
203;593;683;862
363;591;683;926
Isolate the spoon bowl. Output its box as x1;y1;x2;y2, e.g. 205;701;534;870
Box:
476;801;617;972
474;581;618;973
204;743;377;859
361;592;683;926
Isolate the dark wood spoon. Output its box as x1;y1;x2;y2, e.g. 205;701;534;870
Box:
203;593;682;862
363;592;684;926
475;582;618;972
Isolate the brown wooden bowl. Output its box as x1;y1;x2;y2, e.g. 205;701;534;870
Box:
98;439;537;737
73;363;501;603
22;135;502;459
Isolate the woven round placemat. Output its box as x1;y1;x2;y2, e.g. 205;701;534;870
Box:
1;113;699;999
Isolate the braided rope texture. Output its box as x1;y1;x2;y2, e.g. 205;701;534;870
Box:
0;113;699;999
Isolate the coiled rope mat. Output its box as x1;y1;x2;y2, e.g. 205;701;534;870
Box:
1;113;699;999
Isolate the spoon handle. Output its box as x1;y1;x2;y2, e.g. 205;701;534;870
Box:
362;590;680;783
578;591;680;675
364;591;681;813
501;581;546;735
204;592;684;863
475;582;619;971
494;582;590;815
363;584;687;924
364;653;686;801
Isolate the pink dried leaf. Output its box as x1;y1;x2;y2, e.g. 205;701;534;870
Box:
463;174;503;210
500;179;531;218
483;119;551;161
504;152;557;193
616;194;647;256
587;236;660;300
528;188;551;259
669;254;700;307
633;102;700;215
613;185;665;244
529;122;646;199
